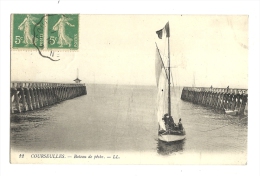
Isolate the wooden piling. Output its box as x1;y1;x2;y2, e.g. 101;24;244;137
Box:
10;82;87;114
181;87;248;116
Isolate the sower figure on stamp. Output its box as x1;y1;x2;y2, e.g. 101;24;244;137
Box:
18;14;39;46
53;15;75;47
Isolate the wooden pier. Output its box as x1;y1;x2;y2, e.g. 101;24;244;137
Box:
181;87;248;115
10;82;87;114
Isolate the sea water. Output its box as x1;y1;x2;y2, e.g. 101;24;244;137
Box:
10;84;247;164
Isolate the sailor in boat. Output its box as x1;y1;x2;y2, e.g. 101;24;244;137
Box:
162;114;170;130
162;114;174;131
178;118;183;131
162;114;184;133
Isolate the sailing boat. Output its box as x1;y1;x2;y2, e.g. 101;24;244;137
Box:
155;22;186;142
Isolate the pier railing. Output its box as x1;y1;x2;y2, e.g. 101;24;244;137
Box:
10;81;87;114
181;87;248;116
11;81;86;88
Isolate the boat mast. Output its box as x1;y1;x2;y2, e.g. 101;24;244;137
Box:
167;23;171;118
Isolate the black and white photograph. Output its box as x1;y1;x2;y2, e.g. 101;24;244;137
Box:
0;1;259;176
10;14;248;164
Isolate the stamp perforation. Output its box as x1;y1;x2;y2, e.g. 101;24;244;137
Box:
11;14;79;52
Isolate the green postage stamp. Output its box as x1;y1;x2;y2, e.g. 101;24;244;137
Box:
47;14;79;49
12;14;79;50
12;14;45;49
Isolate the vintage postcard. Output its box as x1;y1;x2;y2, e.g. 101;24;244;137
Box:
10;14;248;164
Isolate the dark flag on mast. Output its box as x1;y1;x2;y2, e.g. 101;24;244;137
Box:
156;22;170;39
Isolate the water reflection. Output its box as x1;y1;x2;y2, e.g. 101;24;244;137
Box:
10;113;50;133
157;139;185;155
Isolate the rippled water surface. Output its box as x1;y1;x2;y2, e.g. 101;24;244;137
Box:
10;84;247;163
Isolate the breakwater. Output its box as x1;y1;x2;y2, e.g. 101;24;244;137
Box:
11;82;87;113
181;87;248;115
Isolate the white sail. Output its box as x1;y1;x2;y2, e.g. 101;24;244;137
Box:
155;23;170;131
157;70;168;130
155;54;162;87
155;46;168;131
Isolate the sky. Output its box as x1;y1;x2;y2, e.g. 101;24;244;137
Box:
11;15;248;88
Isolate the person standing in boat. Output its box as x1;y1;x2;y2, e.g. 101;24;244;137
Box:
162;114;169;130
178;118;183;130
162;113;175;130
169;115;174;129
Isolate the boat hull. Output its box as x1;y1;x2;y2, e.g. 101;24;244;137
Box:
224;109;238;116
158;134;186;142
